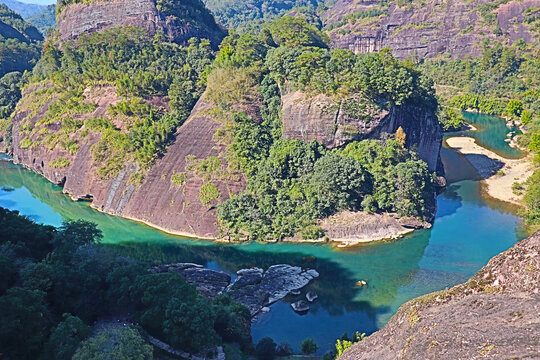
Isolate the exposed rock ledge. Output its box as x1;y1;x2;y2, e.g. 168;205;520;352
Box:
320;211;430;247
284;211;431;247
151;263;319;316
340;231;540;360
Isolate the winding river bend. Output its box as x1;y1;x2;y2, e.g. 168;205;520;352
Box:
0;112;528;353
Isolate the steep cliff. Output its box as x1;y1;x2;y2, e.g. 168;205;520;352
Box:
324;0;540;59
282;91;442;172
11;85;245;239
340;231;540;359
57;0;226;48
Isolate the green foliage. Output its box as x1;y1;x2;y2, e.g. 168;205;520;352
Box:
0;71;22;119
255;337;277;360
0;207;252;357
50;157;70;168
438;107;466;131
423;41;540;224
171;172;187;186
199;182;221;205
26;5;57;35
301;338;318;354
0;5;42;77
268;15;329;48
0;287;52;360
334;331;366;358
44;314;92;360
73;327;153;360
30;28;214;175
266;46;436;108
0;254;16;294
205;0;324;30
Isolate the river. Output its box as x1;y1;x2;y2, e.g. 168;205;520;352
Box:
0;112;528;354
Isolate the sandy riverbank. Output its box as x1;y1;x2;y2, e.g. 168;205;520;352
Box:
445;137;533;205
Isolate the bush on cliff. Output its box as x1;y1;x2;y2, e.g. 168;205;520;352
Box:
211;23;435;241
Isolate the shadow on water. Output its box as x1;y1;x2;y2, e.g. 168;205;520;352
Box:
0;162;432;353
435;184;463;219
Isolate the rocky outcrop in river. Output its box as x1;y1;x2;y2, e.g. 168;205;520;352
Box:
339;231;540;359
151;263;320;316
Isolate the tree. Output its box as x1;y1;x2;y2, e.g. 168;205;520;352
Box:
163;298;217;353
43;314;92;360
395;126;407;147
276;342;293;356
0;254;16;294
73;327;153;360
255;337;277;360
301;338;318;355
0;287;52;360
53;219;103;250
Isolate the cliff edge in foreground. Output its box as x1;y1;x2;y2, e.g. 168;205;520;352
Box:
340;231;540;359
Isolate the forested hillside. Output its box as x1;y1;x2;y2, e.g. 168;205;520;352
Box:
0;5;43;151
422;39;540;226
0;207;251;359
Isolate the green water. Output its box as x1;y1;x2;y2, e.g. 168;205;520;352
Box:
449;112;524;159
0;114;527;354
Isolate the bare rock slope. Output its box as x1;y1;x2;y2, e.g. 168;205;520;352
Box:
57;0;225;48
282;91;443;172
340;231;540;360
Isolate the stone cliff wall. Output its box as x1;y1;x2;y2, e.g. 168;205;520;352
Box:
57;0;225;48
340;231;540;359
325;0;540;59
281;91;443;173
11;86;245;239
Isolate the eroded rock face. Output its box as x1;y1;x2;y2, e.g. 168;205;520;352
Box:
325;0;540;59
151;263;320;316
339;231;540;360
11;87;245;239
281;91;443;173
57;0;225;48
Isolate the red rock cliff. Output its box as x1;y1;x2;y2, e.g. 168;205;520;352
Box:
57;0;225;48
324;0;540;59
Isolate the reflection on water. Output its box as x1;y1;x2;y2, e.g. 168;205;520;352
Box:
0;161;524;353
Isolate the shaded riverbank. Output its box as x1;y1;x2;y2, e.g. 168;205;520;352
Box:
445;137;532;205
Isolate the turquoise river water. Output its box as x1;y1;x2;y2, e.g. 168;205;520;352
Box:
0;112;528;354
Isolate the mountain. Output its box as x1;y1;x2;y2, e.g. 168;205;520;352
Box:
4;1;443;242
0;4;42;75
339;230;540;359
26;4;55;34
323;0;540;59
56;0;226;48
0;0;45;18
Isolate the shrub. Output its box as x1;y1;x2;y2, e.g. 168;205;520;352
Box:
301;338;318;355
49;157;70;168
199;183;221;205
255;337;276;360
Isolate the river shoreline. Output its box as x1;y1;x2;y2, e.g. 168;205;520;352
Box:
445;136;532;206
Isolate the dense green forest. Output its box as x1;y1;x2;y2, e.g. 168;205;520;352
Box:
0;5;43;149
26;5;56;35
0;207;251;359
204;17;436;240
0;4;42;76
204;0;325;30
421;40;540;226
